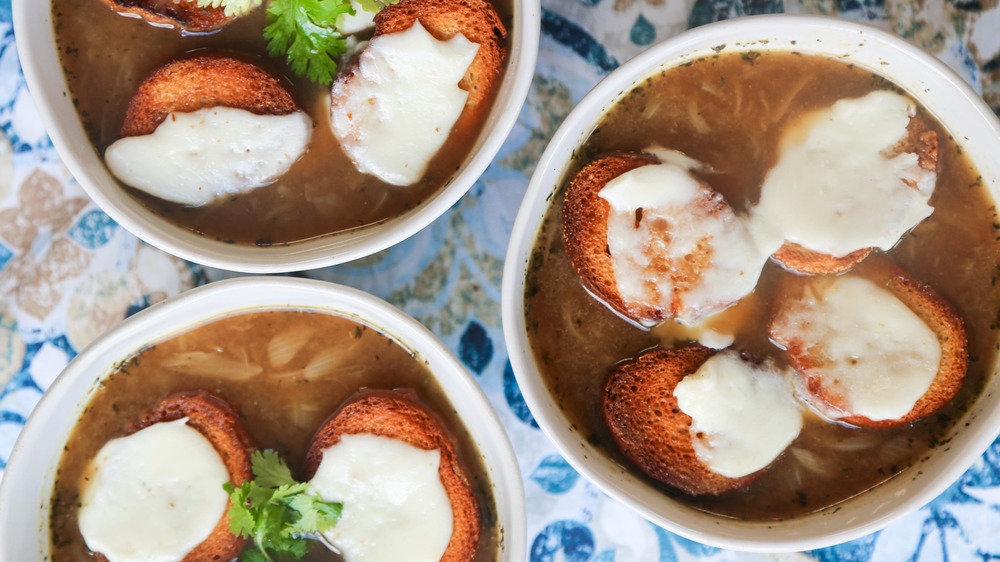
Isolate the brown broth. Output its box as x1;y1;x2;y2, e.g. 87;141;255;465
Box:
524;51;1000;520
49;310;499;560
52;0;511;245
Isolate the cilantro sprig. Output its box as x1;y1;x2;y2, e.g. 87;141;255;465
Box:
224;450;343;562
187;0;403;85
263;0;355;86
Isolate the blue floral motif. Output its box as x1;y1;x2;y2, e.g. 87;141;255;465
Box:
67;209;119;250
0;335;76;399
629;15;656;47
531;454;581;494
0;241;11;270
836;0;886;21
0;357;40;401
125;295;154;318
0;409;25;424
45;334;76;365
459;320;493;375
688;0;785;28
531;520;595;562
503;359;539;428
649;525;680;562
541;8;619;74
833;437;1000;561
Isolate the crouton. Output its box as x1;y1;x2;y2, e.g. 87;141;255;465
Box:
771;117;940;275
563;152;765;326
374;0;507;107
602;345;763;496
120;55;300;138
127;391;254;562
562;152;667;323
769;258;967;428
303;390;480;562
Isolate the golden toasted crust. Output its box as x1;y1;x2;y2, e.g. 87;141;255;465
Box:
771;243;874;275
130;391;254;562
770;116;940;276
562;152;662;323
120;56;300;138
97;0;238;33
303;390;480;562
374;0;507;107
769;258;968;428
602;346;762;496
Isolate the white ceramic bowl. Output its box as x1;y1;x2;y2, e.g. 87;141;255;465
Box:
0;277;525;560
12;0;539;273
502;15;1000;552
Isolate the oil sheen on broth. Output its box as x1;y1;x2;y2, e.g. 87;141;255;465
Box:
49;311;499;561
524;51;1000;520
51;0;510;245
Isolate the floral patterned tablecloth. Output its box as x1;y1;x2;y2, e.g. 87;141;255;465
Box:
1;0;999;559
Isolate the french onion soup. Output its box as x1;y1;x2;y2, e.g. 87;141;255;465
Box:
524;50;1000;520
52;0;511;245
49;310;499;561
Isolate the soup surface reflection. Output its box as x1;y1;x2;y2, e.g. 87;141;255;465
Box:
50;310;499;560
524;51;1000;520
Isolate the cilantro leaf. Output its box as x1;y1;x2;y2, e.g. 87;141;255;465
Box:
253;449;297;488
224;450;344;561
287;493;344;535
264;0;354;85
193;0;263;17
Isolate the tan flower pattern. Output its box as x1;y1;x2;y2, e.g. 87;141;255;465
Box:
386;203;504;336
0;169;90;320
501;75;576;174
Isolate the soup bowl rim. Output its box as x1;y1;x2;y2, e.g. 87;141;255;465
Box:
501;13;1000;552
11;0;541;273
0;276;526;560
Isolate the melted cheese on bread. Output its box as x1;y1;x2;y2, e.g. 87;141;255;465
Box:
599;160;771;326
674;351;802;478
77;418;229;562
772;275;942;421
330;21;479;186
105;107;312;206
753;90;936;257
310;433;453;562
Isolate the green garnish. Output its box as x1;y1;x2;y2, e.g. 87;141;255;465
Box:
193;0;263;17
224;450;343;562
263;0;355;86
187;0;403;85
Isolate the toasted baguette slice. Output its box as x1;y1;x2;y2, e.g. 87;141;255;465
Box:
564;152;761;326
98;0;239;33
374;0;507;107
303;390;480;562
771;117;940;275
120;56;300;138
562;152;664;323
602;345;763;496
769;258;967;428
124;391;254;562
